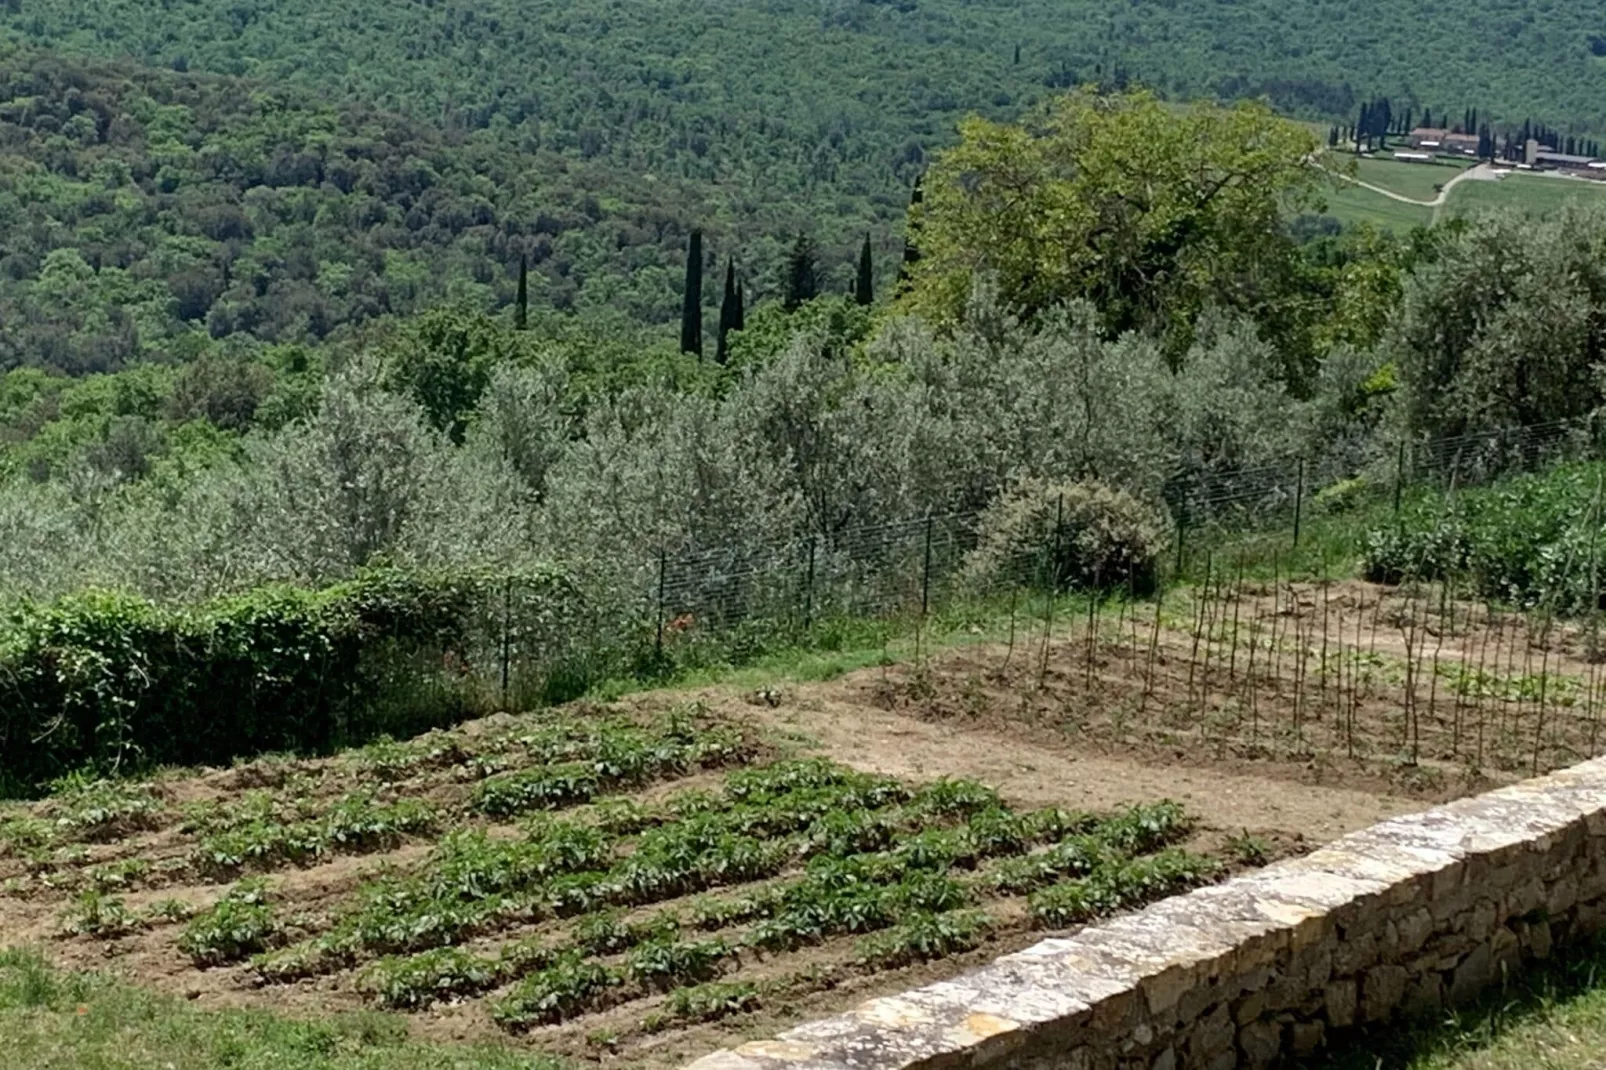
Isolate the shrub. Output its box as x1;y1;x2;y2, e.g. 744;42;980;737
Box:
0;567;586;791
965;478;1168;594
1363;464;1604;609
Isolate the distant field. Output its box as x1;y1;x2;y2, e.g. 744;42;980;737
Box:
1352;156;1473;202
1314;157;1606;231
1317;183;1433;230
1448;173;1606;216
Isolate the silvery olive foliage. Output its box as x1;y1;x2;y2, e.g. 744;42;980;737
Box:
0;288;1327;605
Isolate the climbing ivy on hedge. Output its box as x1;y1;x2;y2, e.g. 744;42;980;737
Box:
0;567;590;793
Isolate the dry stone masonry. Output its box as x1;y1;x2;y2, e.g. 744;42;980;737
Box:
687;757;1606;1070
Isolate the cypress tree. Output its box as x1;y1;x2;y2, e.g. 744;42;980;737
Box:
680;229;703;357
1013;42;1021;64
716;258;739;365
783;232;819;312
899;174;925;282
854;234;874;307
514;253;529;331
734;277;745;333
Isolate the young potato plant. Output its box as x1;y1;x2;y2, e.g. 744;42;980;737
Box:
44;774;165;842
490;952;622;1030
359;946;503;1009
192;790;436;876
1027;848;1221;928
644;981;761;1031
58;888;139;938
178;878;283;965
856;909;992;968
625;936;730;989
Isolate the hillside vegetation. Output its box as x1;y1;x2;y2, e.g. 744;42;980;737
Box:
0;51;860;372
7;0;1606;160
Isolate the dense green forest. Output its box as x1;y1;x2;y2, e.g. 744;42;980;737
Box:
0;0;1602;372
0;50;889;373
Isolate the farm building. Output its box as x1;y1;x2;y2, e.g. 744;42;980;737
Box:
1408;127;1480;155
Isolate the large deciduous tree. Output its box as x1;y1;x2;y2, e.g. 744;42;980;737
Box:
897;89;1319;365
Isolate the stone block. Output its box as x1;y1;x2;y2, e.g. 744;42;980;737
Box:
1333;931;1379;975
1508;878;1546;917
1465;899;1498;942
1548;875;1581;916
1492;925;1521;976
1188;1004;1234;1064
1149;1046;1176;1070
1237;1019;1281;1070
1234;992;1267;1026
1396;907;1434;955
1525;918;1553;960
1362;965;1408;1022
1449;942;1492;1005
1404;973;1442;1017
1291;1021;1326;1056
1324;980;1358;1029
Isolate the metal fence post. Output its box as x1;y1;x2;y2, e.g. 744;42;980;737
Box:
500;575;512;709
1292;459;1306;551
803;536;817;632
920;516;934;619
1394;440;1407;519
1175;490;1188;578
654;549;667;659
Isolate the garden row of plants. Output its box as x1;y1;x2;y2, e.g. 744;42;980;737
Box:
0;711;756;889
160;758;1217;1034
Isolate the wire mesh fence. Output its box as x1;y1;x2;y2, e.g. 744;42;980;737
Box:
468;415;1604;782
18;417;1597;790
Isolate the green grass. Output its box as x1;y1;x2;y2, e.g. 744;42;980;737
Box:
1327;166;1606;231
1352;157;1472;201
1447;173;1606;217
1304;937;1606;1070
1318;183;1434;231
0;948;560;1070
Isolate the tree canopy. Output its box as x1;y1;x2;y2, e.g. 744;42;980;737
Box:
899;90;1320;359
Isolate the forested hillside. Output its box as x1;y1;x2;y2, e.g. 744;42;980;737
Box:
6;0;1606;161
1;0;1603;369
0;52;880;373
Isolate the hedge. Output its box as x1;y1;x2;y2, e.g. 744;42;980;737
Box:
0;566;606;793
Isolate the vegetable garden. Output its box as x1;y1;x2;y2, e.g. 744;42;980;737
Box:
0;702;1227;1062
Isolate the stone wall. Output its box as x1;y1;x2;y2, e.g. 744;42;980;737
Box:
687;757;1606;1070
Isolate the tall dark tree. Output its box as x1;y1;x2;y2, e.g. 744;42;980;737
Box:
514;253;529;331
854;234;874;306
899;174;925;283
680;229;703;357
1327;125;1339;148
783;232;819;312
734;277;745;333
716;258;740;365
1013;42;1021;64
